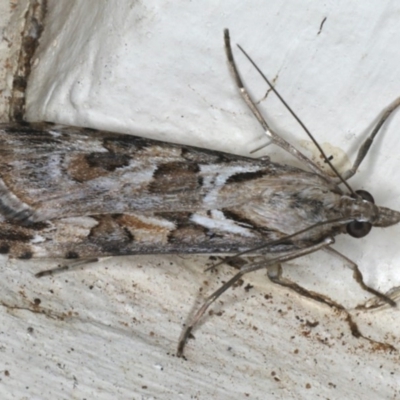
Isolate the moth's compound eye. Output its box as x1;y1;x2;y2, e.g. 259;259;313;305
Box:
347;189;375;237
346;220;372;238
354;189;374;204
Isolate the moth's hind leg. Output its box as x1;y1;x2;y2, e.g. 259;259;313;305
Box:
35;258;102;278
323;246;396;307
266;263;352;310
266;261;396;351
340;96;400;181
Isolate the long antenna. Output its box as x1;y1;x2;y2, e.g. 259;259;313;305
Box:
235;42;356;196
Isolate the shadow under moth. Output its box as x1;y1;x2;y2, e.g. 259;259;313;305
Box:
2;30;400;356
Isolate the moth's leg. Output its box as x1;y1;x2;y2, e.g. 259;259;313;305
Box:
206;255;250;272
323;246;396;306
357;286;400;311
177;238;333;357
264;260;395;352
35;258;102;278
340;97;400;181
223;29;325;177
267;262;354;312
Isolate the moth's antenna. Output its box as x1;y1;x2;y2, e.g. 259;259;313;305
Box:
234;41;356;196
224;29;332;181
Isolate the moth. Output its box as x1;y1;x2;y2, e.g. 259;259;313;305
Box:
1;29;400;357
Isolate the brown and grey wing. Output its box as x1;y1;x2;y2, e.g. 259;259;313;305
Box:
0;210;300;260
0;122;319;224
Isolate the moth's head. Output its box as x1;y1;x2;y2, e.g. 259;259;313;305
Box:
344;190;400;238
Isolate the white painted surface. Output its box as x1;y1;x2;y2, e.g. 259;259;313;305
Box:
1;1;400;398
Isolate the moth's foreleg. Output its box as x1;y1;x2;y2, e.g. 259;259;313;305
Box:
177;237;333;357
323;246;396;307
35;258;101;278
340;96;400;181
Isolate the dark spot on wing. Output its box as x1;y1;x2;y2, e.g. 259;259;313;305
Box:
0;201;34;224
87;215;135;255
65;251;79;259
225;170;266;184
3;124;62;145
181;147;236;164
102;135;150;153
68;149;131;181
222;209;255;229
85;152;130;171
83;127;97;133
222;209;273;235
154;212;208;244
149;162;201;194
123;227;134;241
22;221;49;230
13;76;27;91
155;162;200;175
0;244;10;254
155;212;192;226
19;251;33;260
289;192;324;215
0;228;32;242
